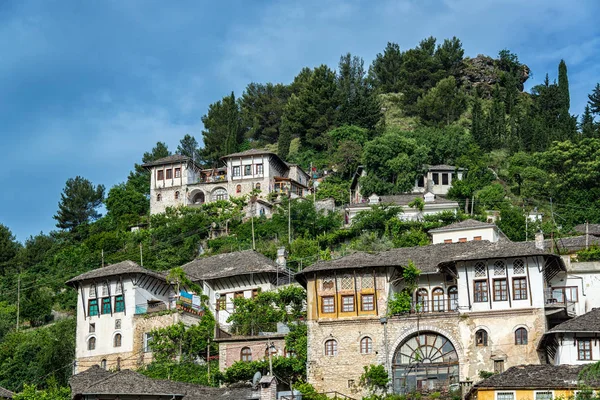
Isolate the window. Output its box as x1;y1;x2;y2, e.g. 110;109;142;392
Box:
361;294;374;311
513;277;527;300
494;260;506;276
232;166;241;177
442;173;449;185
496;391;513;400
552;286;578;303
102;297;112;314
114;295;125;313
89;323;95;333
265;346;277;359
474;262;487;277
115;319;121;329
360;337;373;354
256;164;263;174
216;295;226;311
100;359;107;370
252;288;260;298
515;328;528;345
458;237;467;243
432;173;439;185
493;279;508;301
174;168;181;178
114;333;122;347
578;339;592;360
115;282;122;295
144;333;153;352
494;361;505;375
156;193;162;202
175;191;180;200
417;175;425;188
513;259;525;274
325;339;338;356
236;184;242;193
88;337;96;351
361;275;374;289
256;183;261;190
241;347;252;362
432;288;444;312
444;239;452;244
322;296;335;313
88;299;99;316
448;286;458;311
536;392;554;400
474;236;482;241
416;288;429;312
89;285;97;298
244;165;252;176
474;280;488;302
234;291;244;299
341;276;353;290
166;169;172;179
475;329;488;346
101;283;109;297
342;295;355;312
157;170;164;180
212;188;228;201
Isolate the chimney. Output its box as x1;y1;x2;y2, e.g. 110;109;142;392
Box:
259;375;278;400
276;247;287;269
535;231;545;250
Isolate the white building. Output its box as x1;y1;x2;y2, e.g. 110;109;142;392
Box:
412;164;465;196
429;219;503;244
143;150;310;215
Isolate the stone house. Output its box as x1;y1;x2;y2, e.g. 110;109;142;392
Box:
465;364;600;400
295;239;572;397
214;332;288;372
143;149;310;216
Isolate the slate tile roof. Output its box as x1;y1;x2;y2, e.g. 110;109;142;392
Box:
548;308;600;333
181;250;286;281
574;224;600;236
66;260;166;286
222;149;275;159
70;366;254;400
428;219;496;233
141;154;194;168
0;387;13;399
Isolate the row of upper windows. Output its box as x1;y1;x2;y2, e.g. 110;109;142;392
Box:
321;274;375;291
323;337;374;356
240;346;295;362
444;236;483;243
156;191;181;202
475;327;528;347
89;283;122;298
496;391;554;400
320;294;375;314
156;168;182;180
473;277;528;302
88;295;125;316
416;172;452;187
235;183;261;193
474;259;526;277
216;289;261;311
232;164;263;177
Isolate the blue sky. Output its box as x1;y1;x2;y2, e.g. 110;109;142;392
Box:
1;0;598;242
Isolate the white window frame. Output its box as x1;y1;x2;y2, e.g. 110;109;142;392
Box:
534;390;554;400
495;391;516;400
143;333;153;353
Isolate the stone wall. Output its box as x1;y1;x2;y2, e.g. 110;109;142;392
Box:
218;338;287;372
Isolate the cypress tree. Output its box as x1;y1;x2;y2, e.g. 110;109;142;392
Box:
558;59;570;111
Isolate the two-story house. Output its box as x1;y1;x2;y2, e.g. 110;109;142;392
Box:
295;239;569;397
144;149;310;215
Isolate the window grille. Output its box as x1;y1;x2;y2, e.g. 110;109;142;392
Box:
494;260;506;276
513;259;525;274
475;262;486;277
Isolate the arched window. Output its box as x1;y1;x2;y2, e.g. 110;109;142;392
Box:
475;329;488;346
156;193;162;202
360;337;373;354
116;357;121;371
236;184;242;193
325;339;338;356
432;288;444;312
448;286;458;311
100;359;107;370
241;347;252;362
416;288;429;312
515;328;528;345
114;333;122;348
175;191;180;200
212;188;228;201
256;183;261;190
88;337;96;351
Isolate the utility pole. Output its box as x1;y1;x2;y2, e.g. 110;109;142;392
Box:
251;197;256;251
267;339;273;376
16;273;20;331
207;338;211;382
140;243;143;267
586;221;590;250
288;187;292;245
101;249;104;268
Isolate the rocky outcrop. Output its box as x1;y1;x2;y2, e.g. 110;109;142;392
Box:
460;54;530;97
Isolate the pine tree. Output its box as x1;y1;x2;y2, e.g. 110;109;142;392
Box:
588;83;600;115
434;36;464;77
177;134;201;162
580;104;595;138
240;82;290;144
369;42;403;93
53;177;105;232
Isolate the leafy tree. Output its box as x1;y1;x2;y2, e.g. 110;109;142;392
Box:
53;176;105;232
328;125;369;146
200;92;246;166
149;313;215;363
589;83;600;115
448;149;496;210
416;76;467;126
369;42;403;93
14;383;70;400
359;364;389;396
176;134;202;162
497;206;527;241
20;285;53;327
360;131;429;195
434;37;464;77
476;183;508;211
241;83;290;144
105;182;149;226
0;302;16;342
127;142;171;196
281;65;339;151
351;204;402;233
315;179;350;206
332;140;363;180
139;360;217;386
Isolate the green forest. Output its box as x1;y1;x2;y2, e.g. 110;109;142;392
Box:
1;36;600;397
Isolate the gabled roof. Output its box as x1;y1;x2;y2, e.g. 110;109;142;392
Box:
70;367;253;400
469;364;600;393
0;387;13;399
222;148;275;159
66;260;166;286
181;250;285;281
428;219;496;233
548;308;600;333
142;154;198;168
428;164;464;171
296;240;560;285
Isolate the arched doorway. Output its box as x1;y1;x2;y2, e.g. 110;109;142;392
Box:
191;191;205;204
392;332;459;393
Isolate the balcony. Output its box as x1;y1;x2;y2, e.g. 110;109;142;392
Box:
197;175;227;183
390;299;460;317
544;290;577;321
135;301;168;315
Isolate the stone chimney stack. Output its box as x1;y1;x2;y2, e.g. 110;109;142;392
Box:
259;375;277;400
535;231;545;250
276;247;287;269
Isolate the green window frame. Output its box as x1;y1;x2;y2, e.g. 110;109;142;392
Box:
102;297;111;315
88;299;99;316
114;295;125;313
